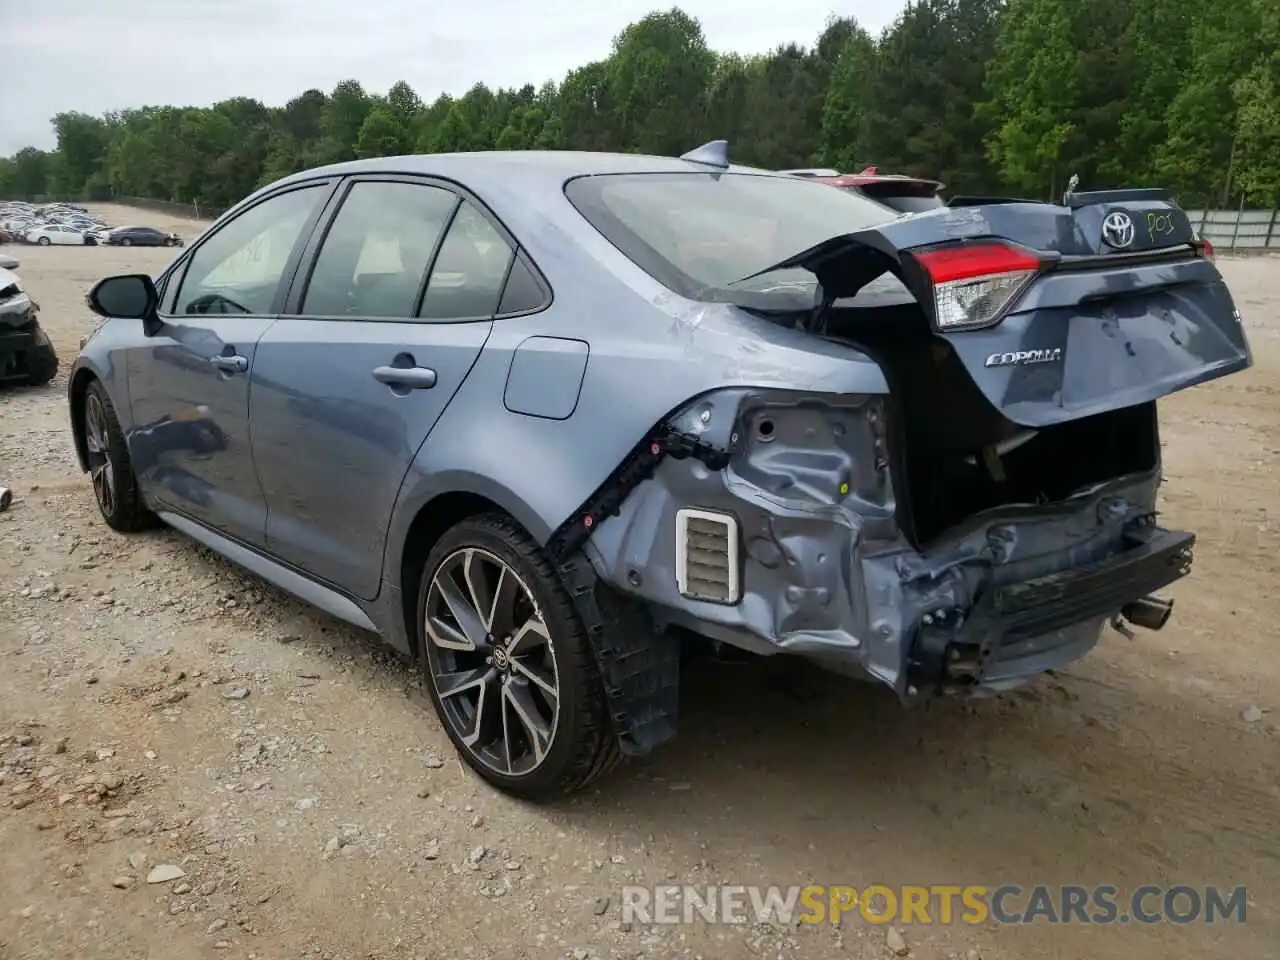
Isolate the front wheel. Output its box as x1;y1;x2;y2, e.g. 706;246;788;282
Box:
37;236;51;246
417;514;619;799
120;237;132;247
80;379;157;532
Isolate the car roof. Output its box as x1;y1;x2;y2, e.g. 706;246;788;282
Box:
271;150;782;193
237;150;857;294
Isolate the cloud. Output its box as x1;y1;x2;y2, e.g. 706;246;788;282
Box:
2;0;903;154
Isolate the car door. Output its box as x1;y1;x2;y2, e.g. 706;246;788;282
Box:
125;180;336;545
54;226;75;245
248;175;511;599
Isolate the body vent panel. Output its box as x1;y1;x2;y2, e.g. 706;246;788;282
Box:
675;509;740;604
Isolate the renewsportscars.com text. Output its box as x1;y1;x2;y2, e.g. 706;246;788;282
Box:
620;884;1247;926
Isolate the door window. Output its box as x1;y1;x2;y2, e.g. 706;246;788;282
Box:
171;184;327;316
418;200;516;320
300;180;459;318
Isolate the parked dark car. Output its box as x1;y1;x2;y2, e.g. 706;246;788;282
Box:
101;226;183;247
67;142;1252;799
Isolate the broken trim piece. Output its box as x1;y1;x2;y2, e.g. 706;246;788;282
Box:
545;420;732;563
557;551;681;755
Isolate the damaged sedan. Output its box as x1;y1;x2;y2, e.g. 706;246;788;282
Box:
67;143;1252;798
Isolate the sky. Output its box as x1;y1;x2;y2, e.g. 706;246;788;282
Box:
1;0;907;155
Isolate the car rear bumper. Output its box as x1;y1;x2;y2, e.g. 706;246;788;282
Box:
580;394;1185;699
903;522;1192;694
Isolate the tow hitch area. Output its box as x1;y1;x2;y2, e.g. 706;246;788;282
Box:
906;520;1194;695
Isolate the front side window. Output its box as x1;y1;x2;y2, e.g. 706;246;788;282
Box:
301;180;459;318
171;184;327;316
565;172;897;306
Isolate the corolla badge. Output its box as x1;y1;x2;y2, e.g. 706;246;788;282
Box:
1101;211;1136;249
984;347;1063;368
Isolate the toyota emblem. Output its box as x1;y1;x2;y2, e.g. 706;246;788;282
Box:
1101;211;1136;250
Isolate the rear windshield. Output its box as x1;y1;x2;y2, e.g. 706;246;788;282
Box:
564;172;897;305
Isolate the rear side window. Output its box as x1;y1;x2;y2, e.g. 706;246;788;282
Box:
565;172;895;304
497;253;549;315
301;180;458;318
418;201;515;320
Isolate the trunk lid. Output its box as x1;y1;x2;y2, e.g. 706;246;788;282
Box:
761;188;1252;427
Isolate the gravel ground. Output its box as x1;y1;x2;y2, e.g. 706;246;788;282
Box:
1;204;1277;960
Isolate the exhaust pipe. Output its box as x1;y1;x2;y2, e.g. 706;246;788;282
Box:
1119;595;1174;631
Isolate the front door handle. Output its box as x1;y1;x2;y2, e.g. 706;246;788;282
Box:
210;354;248;374
372;365;437;390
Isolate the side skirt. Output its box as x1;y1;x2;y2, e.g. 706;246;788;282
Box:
156;510;379;634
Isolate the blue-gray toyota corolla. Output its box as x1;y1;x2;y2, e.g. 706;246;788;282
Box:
67;141;1253;799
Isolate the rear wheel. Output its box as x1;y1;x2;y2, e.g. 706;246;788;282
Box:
417;514;619;799
80;380;156;532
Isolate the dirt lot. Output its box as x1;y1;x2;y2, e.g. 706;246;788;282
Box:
1;203;1277;960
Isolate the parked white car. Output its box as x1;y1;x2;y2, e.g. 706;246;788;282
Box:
25;224;90;246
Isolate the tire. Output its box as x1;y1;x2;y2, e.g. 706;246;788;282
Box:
80;379;157;532
120;238;132;247
23;326;58;387
417;513;619;800
37;236;51;246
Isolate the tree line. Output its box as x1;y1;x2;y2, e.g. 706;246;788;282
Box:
1;0;1276;215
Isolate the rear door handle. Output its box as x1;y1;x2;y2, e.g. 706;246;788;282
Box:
210;354;248;374
372;365;437;390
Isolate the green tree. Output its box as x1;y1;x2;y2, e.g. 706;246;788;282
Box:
609;8;716;155
982;0;1078;197
310;80;373;165
1155;0;1264;205
50;111;111;194
820;27;878;170
355;105;412;158
1106;0;1196;184
9;147;51;197
1230;1;1280;205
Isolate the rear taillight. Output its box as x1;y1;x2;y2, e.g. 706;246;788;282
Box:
912;241;1042;331
1198;237;1215;262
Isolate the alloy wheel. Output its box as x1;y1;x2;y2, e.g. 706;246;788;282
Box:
84;393;115;516
423;547;560;776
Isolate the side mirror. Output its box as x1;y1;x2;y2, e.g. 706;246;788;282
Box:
87;274;161;334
